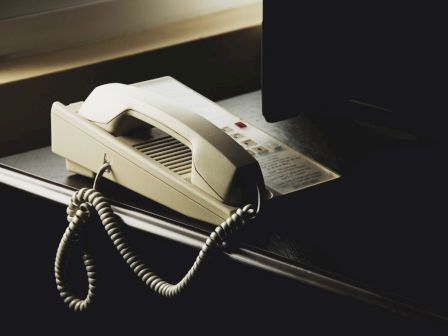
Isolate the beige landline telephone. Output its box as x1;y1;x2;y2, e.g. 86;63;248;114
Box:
52;82;265;225
52;78;338;312
52;81;265;312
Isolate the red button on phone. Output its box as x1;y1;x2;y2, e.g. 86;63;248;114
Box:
235;121;247;128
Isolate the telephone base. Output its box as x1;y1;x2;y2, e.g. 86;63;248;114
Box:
66;159;95;178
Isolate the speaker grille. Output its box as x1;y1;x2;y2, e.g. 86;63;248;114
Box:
133;136;192;179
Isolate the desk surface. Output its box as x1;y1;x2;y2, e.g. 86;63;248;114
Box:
1;91;447;322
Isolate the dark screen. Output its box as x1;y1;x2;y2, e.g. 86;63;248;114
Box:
262;2;446;136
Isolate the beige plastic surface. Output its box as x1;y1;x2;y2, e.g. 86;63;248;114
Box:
51;84;264;225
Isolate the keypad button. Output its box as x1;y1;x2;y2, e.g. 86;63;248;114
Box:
266;141;284;152
235;121;247;128
253;146;269;155
242;139;257;147
221;126;233;133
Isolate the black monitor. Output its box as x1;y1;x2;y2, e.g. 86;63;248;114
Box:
262;3;446;138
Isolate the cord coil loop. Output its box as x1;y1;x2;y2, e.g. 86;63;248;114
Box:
54;163;258;311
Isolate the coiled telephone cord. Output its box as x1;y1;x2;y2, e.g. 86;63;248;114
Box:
54;163;258;312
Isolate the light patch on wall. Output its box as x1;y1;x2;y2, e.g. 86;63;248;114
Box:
0;0;262;59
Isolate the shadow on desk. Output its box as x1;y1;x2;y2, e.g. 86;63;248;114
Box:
262;141;448;313
0;184;445;334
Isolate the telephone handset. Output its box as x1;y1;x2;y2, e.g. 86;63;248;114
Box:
52;82;264;311
52;83;265;224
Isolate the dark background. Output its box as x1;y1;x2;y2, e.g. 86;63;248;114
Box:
2;184;444;334
262;2;447;140
1;2;448;333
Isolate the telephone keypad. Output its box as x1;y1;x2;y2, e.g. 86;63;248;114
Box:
223;124;273;157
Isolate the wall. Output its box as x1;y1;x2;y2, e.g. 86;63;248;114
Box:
0;0;261;59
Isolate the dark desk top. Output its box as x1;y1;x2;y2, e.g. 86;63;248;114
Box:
1;91;447;322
